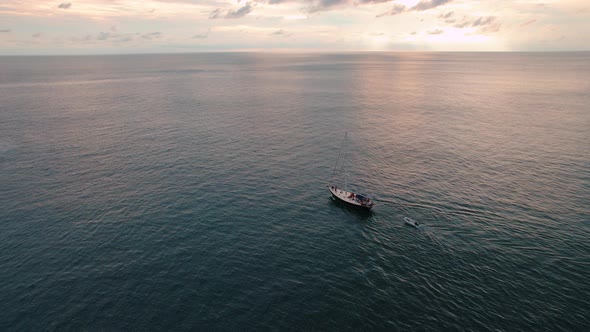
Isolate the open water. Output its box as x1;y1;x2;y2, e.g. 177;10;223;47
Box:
1;52;589;330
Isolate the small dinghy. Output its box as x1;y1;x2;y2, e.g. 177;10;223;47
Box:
404;217;419;228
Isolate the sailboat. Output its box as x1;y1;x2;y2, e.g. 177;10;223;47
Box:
328;133;374;209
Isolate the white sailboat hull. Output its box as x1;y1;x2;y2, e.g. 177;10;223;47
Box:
328;185;374;209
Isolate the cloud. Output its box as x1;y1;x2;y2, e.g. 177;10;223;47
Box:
58;3;72;9
209;8;222;19
32;32;42;38
376;4;405;17
439;12;453;19
427;29;443;34
193;28;210;39
454;16;496;28
309;0;389;13
378;0;452;17
270;29;293;37
520;19;537;27
70;30;169;44
226;3;254;18
97;31;111;40
88;31;144;42
413;0;452;12
210;2;254;19
142;32;161;39
0;29;11;33
452;16;501;34
478;23;501;34
266;0;391;13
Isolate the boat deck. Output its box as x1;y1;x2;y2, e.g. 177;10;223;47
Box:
328;185;374;209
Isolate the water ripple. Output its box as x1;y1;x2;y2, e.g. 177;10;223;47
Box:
1;52;589;330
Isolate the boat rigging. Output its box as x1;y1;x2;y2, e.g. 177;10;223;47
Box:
328;133;374;209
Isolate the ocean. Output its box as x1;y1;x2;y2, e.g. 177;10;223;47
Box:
1;52;589;330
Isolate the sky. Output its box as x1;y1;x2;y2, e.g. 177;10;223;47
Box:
1;0;589;54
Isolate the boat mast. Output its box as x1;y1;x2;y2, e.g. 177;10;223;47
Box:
330;132;348;187
343;134;349;190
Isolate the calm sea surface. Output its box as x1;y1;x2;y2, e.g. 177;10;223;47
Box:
1;52;589;330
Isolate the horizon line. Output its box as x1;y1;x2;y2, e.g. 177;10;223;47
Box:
2;50;589;57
